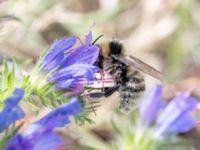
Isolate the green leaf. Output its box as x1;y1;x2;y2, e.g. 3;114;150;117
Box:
7;66;15;94
1;63;9;92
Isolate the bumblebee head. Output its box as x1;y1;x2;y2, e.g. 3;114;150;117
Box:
109;40;123;56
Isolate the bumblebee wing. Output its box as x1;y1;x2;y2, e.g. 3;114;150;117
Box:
112;55;163;81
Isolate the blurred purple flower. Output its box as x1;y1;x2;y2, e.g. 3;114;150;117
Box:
35;97;81;127
0;89;24;132
4;97;81;150
140;85;164;126
139;84;198;137
155;93;198;136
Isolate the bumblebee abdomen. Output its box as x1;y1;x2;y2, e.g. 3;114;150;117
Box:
119;71;145;113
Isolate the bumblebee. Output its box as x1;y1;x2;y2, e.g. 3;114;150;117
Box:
89;39;162;113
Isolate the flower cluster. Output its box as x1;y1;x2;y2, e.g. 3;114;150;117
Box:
0;31;100;150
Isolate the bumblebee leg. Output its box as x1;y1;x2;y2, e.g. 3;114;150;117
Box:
104;85;119;97
89;92;105;98
89;85;119;98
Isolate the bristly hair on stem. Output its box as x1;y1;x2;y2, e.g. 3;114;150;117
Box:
75;97;101;125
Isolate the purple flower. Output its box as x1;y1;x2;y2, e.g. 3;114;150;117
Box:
60;31;99;68
40;37;77;72
38;31;99;93
139;84;198;137
45;31;100;92
49;64;98;89
0;89;24;132
4;97;81;150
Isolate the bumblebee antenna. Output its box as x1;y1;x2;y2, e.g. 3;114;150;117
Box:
92;34;103;45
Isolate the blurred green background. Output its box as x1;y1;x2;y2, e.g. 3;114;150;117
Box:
1;0;200;149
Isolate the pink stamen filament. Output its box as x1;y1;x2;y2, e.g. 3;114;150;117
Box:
79;78;115;86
